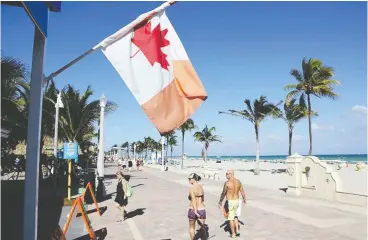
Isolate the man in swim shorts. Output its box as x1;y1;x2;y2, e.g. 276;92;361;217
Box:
218;170;246;238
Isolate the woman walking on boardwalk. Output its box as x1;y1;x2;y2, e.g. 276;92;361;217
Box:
115;171;128;222
188;173;208;240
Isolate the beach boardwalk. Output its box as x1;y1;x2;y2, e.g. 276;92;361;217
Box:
70;164;367;240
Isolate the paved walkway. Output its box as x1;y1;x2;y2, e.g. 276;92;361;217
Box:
61;164;367;239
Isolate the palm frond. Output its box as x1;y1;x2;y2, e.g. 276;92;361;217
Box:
317;79;340;86
299;93;307;108
286;90;299;104
284;83;300;91
244;99;254;116
290;69;304;82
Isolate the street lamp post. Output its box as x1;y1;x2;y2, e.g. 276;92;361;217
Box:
52;92;63;185
133;143;136;161
160;136;165;171
53;92;63;158
97;94;107;200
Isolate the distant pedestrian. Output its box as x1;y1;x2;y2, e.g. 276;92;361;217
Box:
128;158;133;172
136;158;141;171
218;170;246;238
188;173;207;240
115;171;128;222
122;159;127;171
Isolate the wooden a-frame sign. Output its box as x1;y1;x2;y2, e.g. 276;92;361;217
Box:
63;197;96;240
80;182;101;216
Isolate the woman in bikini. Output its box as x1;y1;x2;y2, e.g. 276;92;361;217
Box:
188;173;207;240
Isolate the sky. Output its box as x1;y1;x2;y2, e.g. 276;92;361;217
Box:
1;1;367;156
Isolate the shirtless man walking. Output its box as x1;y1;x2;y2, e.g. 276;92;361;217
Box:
218;170;246;238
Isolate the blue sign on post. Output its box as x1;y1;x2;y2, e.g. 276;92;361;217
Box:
63;142;79;160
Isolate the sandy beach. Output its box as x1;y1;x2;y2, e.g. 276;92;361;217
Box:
156;158;368;196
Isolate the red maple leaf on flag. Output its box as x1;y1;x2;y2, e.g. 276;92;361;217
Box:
131;21;170;70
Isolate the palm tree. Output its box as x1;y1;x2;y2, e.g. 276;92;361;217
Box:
1;57;61;155
58;84;117;154
143;137;154;159
162;131;175;158
193;125;222;163
122;141;129;157
285;58;340;155
281;99;312;156
168;135;178;160
152;140;161;162
178;118;196;169
136;141;144;158
130;142;136;158
41;80;60;152
219;96;281;175
1;57;29;154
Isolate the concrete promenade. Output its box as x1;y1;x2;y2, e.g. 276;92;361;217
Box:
60;163;367;239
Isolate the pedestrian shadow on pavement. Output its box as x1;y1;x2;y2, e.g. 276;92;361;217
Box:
194;223;210;240
104;174;133;181
74;227;107;240
103;174;116;180
131;183;144;188
126;208;146;219
220;219;244;235
77;206;107;217
130;176;148;180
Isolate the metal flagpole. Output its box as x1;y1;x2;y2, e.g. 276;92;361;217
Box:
43;1;177;85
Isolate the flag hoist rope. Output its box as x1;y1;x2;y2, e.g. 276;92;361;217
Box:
45;1;176;83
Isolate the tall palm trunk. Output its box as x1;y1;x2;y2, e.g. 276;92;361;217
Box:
254;123;260;175
204;143;208;163
170;145;173;161
166;138;169;158
181;131;185;169
288;125;293;156
307;94;313;155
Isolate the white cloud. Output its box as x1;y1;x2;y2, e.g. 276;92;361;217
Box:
312;123;335;131
352;105;367;114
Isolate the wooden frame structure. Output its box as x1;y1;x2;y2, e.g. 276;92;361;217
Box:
63;197;96;240
80;182;101;216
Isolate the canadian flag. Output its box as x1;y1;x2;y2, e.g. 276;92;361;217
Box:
100;2;207;134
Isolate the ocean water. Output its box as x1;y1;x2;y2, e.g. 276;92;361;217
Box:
184;154;367;164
